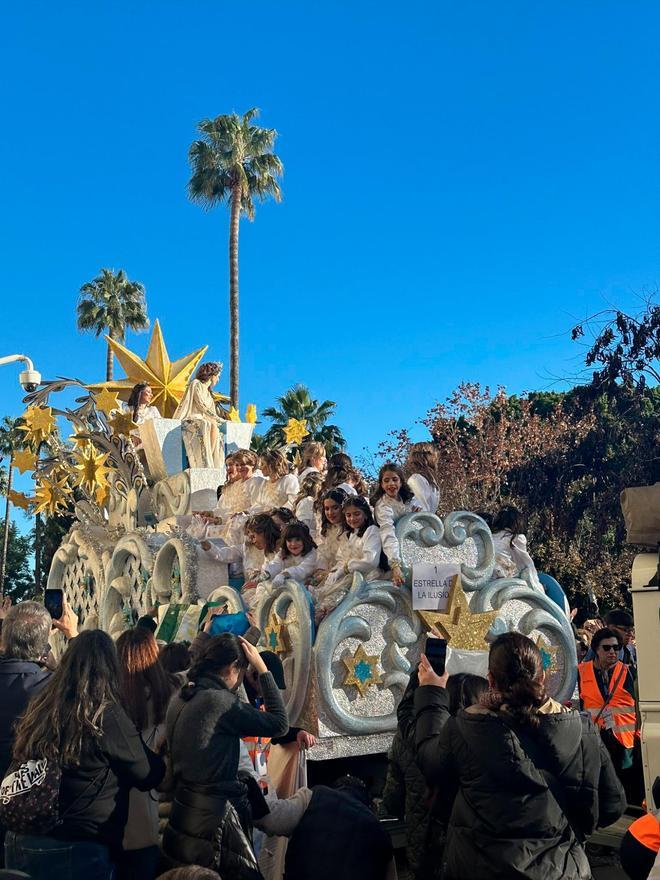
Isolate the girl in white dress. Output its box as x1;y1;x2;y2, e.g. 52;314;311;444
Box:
201;513;280;588
312;496;384;621
405;442;441;514
251;521;319;607
293;472;324;541
314;488;348;578
259;449;300;510
320;452;365;498
297;441;327;483
232;449;268;515
372;462;422;586
491;505;543;592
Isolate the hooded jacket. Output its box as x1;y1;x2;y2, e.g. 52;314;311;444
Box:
414;685;626;880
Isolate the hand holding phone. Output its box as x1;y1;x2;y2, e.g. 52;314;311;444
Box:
424;636;447;676
44;588;64;621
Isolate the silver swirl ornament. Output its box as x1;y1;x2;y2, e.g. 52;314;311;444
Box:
314;575;422;735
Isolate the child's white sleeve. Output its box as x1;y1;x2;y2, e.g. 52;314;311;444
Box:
347;527;382;573
375;500;401;564
260;556;284;582
407;474;432;513
275;548;318;585
280;474;300;510
204;541;242;564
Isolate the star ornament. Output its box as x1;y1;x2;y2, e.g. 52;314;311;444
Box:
283;418;309;446
108;410;139;437
535;635;558;673
72;445;114;495
227;406;241;423
18;406;57;447
264;611;291;656
12;448;37;474
8;489;33;511
418;575;498;651
342;644;383;697
93;388;121;417
87;319;212;418
245;404;257;425
33;474;71;516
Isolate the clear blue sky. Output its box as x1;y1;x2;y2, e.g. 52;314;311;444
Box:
2;1;659;513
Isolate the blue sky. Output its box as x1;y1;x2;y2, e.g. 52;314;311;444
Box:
2;1;659;515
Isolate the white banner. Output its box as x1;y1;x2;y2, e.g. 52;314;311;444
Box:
412;562;461;610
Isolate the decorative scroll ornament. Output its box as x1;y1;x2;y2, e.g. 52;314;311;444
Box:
72;445;114;495
108;410;138;438
284;418;309;446
535;634;558;672
34;473;72;515
18;406;57;447
245;404;257;425
8;489;32;510
93;388;121;417
342;644;383;697
12;449;37;474
264;611;291;656
87;320;209;418
418;575;497;650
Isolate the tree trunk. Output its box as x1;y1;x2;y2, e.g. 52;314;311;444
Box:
228;184;241;410
34;511;42;595
106;327;114;381
0;461;13;596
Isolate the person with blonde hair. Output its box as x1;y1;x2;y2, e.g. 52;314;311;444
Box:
297;441;326;482
259;449;299;510
405;442;441;514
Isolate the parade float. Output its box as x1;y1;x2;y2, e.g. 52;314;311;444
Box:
12;323;578;764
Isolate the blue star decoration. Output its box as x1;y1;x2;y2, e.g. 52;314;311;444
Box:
535;635;558;672
263;612;290;657
342;644;383;697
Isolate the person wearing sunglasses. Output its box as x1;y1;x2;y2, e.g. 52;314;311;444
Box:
579;627;640;802
584;608;638;672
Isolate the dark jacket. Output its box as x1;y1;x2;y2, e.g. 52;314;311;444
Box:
0;658;51;781
284;786;393;880
53;703;165;855
415;685;626;880
163;671;287;871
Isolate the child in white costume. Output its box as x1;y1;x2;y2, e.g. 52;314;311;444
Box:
372;463;421;586
250;521;318;608
259;450;300;510
296;440;327;484
312;496;384;621
293;472;324;542
201;513;280;585
405;442;441;514
491;505;543;592
314;488;349;576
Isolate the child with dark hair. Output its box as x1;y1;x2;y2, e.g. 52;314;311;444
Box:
405;442;441;514
372;462;422;586
252;521;319;603
314;488;348;580
491;504;543;592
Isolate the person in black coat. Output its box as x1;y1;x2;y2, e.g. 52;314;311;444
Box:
4;629;165;880
414;632;626;880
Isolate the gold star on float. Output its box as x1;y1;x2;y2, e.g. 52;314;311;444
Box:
12;448;37;474
33;474;72;516
87;319;222;418
283;418;309;446
418;575;498;651
108;409;139;437
342;644;383;697
71;445;114;495
264;612;291;656
93;388;121;416
18;406;57;447
69;433;93;451
245;404;257;425
227;406;241;423
8;490;32;511
534;635;558;673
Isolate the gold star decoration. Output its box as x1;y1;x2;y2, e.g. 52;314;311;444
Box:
8;490;32;511
71;445;114;495
18;406;57;448
87;319;222;418
93;388;121;417
33;474;72;516
283;418;309;446
227;406;241;423
342;644;383;697
108;409;139;437
245;404;257;425
264;611;291;656
534;634;559;673
69;433;93;451
12;448;37;474
418;575;498;651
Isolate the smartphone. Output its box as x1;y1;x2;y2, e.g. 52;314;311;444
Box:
243;625;261;646
44;588;64;621
424;636;447;676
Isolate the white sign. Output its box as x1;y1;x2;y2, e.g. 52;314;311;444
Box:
412;563;460;611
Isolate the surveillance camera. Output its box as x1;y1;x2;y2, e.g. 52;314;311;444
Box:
19;369;42;393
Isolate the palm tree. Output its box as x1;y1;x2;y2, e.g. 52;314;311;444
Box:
188;108;283;409
0;417;24;595
76;268;149;380
262;385;346;455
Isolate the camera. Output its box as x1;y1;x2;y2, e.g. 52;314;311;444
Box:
19;368;42;393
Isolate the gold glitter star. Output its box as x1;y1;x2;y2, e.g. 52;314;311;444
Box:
18;406;57;447
283;418;309;446
87;320;217;418
418;575;497;651
342;644;382;697
12;448;37;474
33;474;71;516
71;445;114;495
534;635;559;673
93;388;121;416
8;489;32;511
264;611;291;656
227;406;241;423
245;404;257;425
108;409;139;437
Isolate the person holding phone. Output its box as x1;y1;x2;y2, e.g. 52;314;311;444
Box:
162;633;288;875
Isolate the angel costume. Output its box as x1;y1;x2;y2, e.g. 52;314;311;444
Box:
250;548;319;608
311;525;383;618
406;473;440;514
492;530;543;592
174;379;224;470
259;474;300;511
374;496;421;567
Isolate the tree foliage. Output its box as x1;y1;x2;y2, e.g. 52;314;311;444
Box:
3;522;34;603
260;385;346;457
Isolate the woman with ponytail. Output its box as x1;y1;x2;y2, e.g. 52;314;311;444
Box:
413;632;626;879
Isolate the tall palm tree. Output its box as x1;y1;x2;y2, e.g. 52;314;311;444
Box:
262;385;346;455
188;108;283;409
76;268;149;380
0;417;24;595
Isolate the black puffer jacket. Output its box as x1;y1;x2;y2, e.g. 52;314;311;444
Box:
415;685;626;880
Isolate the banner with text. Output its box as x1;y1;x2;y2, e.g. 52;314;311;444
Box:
412;562;461;610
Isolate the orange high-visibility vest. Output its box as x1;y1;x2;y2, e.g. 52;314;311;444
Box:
578;659;636;749
628;812;660;853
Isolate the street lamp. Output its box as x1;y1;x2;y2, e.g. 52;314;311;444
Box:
0;354;41;393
